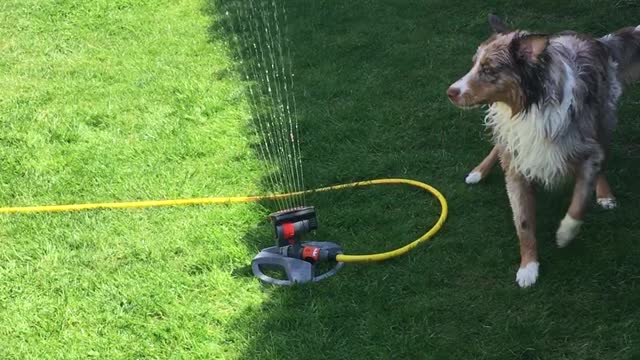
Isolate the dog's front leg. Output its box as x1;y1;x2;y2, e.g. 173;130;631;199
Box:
503;169;539;287
556;152;603;247
465;145;500;184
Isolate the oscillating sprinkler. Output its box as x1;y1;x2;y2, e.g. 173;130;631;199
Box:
251;206;345;285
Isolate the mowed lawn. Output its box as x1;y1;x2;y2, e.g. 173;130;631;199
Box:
1;0;640;359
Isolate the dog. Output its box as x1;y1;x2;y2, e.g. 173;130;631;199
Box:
447;15;640;287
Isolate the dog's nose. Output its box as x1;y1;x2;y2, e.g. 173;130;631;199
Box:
447;87;461;99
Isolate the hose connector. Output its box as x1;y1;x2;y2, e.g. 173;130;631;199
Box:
279;244;340;263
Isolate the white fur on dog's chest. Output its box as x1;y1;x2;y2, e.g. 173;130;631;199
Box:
485;102;572;187
485;61;577;187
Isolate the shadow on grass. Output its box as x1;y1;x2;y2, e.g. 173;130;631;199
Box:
204;0;640;358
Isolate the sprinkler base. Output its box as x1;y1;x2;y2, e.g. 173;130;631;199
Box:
251;241;344;285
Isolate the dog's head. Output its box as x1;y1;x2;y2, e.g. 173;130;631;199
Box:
447;15;549;114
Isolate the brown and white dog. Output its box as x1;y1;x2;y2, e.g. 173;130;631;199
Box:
447;15;640;287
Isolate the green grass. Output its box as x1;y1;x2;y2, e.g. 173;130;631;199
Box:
1;0;640;358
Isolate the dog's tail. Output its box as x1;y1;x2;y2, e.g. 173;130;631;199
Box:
599;26;640;84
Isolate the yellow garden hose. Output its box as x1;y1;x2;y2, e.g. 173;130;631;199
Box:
0;178;448;263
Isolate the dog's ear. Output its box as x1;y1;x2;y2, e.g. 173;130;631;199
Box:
488;14;509;33
514;34;549;62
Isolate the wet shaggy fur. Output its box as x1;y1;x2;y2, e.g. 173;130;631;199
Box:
484;32;622;188
600;26;640;84
447;15;640;287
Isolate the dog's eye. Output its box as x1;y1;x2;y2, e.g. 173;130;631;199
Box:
481;65;497;76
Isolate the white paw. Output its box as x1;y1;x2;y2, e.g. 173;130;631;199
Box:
465;171;482;184
556;214;583;248
597;197;617;210
516;261;539;288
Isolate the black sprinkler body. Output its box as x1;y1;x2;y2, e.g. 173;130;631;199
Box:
270;206;318;247
251;206;344;285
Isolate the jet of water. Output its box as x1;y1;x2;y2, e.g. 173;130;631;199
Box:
221;0;306;210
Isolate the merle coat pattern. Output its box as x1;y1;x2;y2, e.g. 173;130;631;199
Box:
447;15;640;287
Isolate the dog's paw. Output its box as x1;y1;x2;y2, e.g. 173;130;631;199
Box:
597;197;617;210
516;261;539;288
556;214;583;248
465;171;482;185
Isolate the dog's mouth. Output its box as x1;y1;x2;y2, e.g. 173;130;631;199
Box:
448;96;483;109
453;103;482;110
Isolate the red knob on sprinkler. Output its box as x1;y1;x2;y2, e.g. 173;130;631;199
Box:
278;244;340;264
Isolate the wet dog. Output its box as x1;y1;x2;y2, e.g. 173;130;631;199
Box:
447;15;640;287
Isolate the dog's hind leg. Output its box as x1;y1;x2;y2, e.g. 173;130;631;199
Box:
556;150;604;248
595;111;617;210
595;113;617;209
596;174;616;209
466;145;500;184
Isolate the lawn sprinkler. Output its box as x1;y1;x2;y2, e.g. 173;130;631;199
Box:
251;206;345;286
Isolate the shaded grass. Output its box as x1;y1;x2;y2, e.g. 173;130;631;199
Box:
213;0;640;359
0;0;639;359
